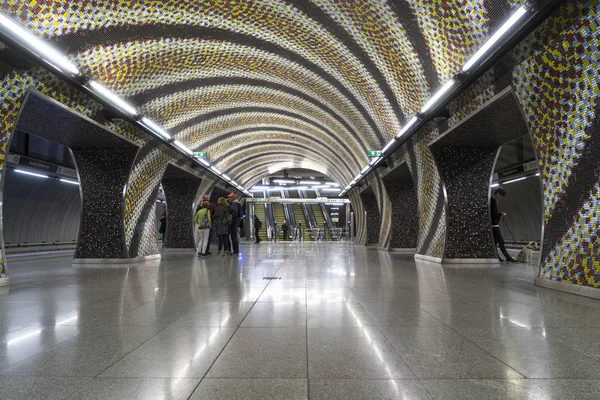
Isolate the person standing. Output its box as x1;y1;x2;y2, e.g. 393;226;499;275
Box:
214;197;231;255
194;201;212;256
196;195;215;255
158;206;167;241
227;193;242;254
491;188;516;263
254;214;262;243
282;219;289;241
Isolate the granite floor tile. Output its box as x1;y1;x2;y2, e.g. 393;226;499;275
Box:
241;303;306;327
421;379;550;400
190;378;308;399
382;325;522;379
0;326;158;377
65;377;199;400
0;375;91;400
532;379;600;400
309;379;432;399
206;328;307;378
100;326;236;378
308;327;415;379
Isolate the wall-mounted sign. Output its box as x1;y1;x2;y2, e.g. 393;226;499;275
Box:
193;151;207;159
368;150;382;157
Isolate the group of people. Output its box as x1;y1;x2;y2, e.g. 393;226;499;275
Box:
194;193;242;256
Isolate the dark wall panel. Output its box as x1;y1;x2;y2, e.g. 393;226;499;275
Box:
382;174;418;249
359;190;381;246
2;169;80;245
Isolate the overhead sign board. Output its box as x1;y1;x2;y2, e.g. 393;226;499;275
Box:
193;151;207;159
368;150;382;157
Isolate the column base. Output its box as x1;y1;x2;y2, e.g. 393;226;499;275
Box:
386;247;417;254
73;254;161;266
414;254;443;263
414;254;499;267
0;276;10;287
534;277;600;300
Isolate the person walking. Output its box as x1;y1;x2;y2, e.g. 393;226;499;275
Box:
227;193;242;254
196;195;215;255
194;201;212;256
254;214;262;243
490;188;516;263
282;219;289;241
214;197;232;255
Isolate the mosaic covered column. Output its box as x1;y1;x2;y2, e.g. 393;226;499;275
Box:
359;189;381;246
162;178;202;248
430;146;499;260
382;165;419;251
72;148;138;260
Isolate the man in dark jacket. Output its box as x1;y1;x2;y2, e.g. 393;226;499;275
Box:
227;193;242;254
254;214;262;243
491;188;516;263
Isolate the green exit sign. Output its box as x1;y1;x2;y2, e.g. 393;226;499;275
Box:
193;152;207;159
368;150;382;157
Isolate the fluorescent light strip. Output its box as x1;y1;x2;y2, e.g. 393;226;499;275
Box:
397;116;419;138
210;166;222;175
273;179;295;184
503;176;527;184
360;166;370;174
0;14;80;76
369;157;381;166
195;157;210;167
140;117;171;140
299;181;318;185
15;169;48;179
312;185;329;189
221;174;231;181
87;80;137;116
462;6;528;72
491;183;500;188
321;188;341;192
173;140;193;156
382;139;396;154
421;80;456;113
60;179;79;185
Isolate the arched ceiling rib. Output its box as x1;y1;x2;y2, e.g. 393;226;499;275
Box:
217;145;348;186
5;0;517;186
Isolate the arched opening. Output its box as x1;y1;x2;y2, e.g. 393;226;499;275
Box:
428;87;544;266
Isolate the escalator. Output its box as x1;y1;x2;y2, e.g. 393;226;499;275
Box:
311;204;331;240
292;203;312;241
254;203;268;242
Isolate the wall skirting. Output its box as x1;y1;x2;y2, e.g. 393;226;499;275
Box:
386;247;417;254
534;277;600;300
442;258;500;264
73;254;161;266
414;254;443;263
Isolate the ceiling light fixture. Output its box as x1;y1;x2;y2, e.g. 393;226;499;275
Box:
59;179;79;185
0;13;80;76
14;169;48;179
421;80;456;113
87;80;137;116
381;139;396;154
462;6;528;72
173;140;193;156
140;117;171;140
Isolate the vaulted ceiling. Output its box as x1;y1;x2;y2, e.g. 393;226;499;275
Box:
4;0;516;186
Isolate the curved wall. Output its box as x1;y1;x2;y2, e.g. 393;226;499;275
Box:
2;169;81;245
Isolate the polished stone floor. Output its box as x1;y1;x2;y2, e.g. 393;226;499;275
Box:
1;242;600;399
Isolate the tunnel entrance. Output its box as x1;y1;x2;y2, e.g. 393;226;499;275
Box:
428;87;543;265
2;90;139;263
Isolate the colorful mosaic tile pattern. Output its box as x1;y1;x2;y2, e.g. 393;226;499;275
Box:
512;0;600;286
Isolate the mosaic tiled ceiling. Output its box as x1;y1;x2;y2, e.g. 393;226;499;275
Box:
1;0;517;186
